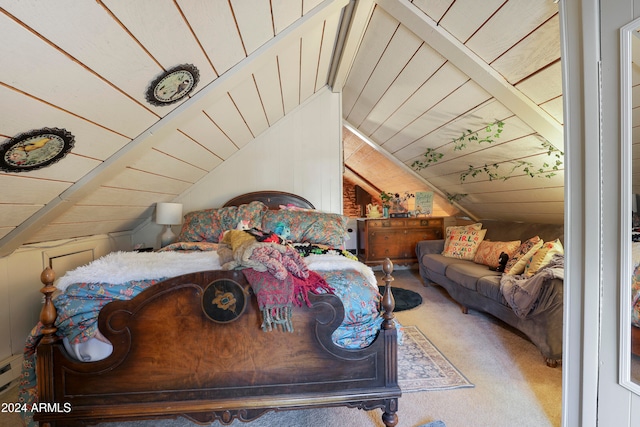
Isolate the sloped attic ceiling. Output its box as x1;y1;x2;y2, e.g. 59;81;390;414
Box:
0;0;563;257
341;0;564;224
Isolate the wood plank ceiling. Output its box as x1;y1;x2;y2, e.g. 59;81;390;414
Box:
0;0;563;257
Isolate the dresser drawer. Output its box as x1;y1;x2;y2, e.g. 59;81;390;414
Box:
357;217;444;265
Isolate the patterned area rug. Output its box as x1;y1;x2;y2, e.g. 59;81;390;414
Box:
399;325;474;392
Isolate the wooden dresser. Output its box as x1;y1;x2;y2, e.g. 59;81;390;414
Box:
357;217;444;265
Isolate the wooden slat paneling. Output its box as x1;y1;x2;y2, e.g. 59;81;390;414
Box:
204;94;255;149
342;7;398;116
0;175;70;204
278;38;302;114
272;0;303;34
177;0;246;75
128;150;207;183
372;62;470;146
491;14;560;84
0;205;42;226
231;0;274;55
254;57;286;126
346;24;423;127
178;114;238;160
228;78;270;138
411;0;454;22
464;0;557;63
103;0;218;84
0;85;131;161
358;44;447;136
316;13;341;92
152;132;222;172
0;11;158;137
438;0;505;43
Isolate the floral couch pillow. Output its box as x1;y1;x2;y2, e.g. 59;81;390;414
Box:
177;201;267;243
503;236;543;275
523;238;564;277
261;209;349;247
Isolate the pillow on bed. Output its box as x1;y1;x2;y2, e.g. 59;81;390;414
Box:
442;228;487;260
503;236;543;275
177;201;267;243
261;209;349;247
473;240;521;268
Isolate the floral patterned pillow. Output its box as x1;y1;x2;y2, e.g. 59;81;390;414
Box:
503;236;543;275
523;239;564;277
177;201;267;243
261;209;349;247
473;240;521;268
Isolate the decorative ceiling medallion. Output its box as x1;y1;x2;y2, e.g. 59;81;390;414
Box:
146;64;199;106
0;127;75;173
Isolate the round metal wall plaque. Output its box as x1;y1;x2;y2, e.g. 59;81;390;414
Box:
202;279;248;323
146;64;199;106
0;127;75;173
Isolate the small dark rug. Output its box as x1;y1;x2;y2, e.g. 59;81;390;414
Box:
379;286;423;312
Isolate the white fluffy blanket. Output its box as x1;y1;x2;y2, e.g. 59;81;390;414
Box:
55;251;221;292
54;250;375;293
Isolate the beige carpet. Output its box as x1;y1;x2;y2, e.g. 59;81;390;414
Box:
0;268;562;427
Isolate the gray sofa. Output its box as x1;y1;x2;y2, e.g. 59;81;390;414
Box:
415;219;564;367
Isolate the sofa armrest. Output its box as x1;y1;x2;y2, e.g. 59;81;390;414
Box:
416;239;445;258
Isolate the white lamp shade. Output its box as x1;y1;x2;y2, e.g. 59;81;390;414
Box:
156;202;183;225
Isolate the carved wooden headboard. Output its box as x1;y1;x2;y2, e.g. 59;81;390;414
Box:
223;191;315;210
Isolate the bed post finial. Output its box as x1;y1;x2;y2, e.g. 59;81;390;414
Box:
39;267;58;344
381;258;395;330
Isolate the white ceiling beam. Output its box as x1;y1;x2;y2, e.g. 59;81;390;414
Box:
377;0;564;149
0;0;349;257
329;0;376;92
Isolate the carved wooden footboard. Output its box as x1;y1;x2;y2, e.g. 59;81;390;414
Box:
34;260;400;427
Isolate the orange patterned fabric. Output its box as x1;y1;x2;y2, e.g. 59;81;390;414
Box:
473;240;521;268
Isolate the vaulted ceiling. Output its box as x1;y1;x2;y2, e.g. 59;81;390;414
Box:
0;0;563;257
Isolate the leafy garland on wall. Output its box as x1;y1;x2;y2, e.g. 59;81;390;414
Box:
410;120;564;203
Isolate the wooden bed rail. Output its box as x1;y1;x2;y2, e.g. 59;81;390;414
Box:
39;267;58;344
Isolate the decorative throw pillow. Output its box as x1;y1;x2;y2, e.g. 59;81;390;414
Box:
177;201;267;243
473;240;521;268
261;209;349;247
503;236;543;275
442;228;487;260
443;223;483;252
523;239;564;277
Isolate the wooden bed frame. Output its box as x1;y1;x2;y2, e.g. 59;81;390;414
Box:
34;191;401;426
633;325;640;357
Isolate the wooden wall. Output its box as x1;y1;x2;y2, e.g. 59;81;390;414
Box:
0;233;131;361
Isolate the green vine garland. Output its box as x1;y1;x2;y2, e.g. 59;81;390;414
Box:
411;120;564;183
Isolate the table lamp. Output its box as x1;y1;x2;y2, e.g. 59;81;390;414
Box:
156;202;183;247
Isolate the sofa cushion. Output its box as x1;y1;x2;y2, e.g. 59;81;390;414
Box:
523;238;564;277
445;262;499;291
422;253;466;276
477;275;509;305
